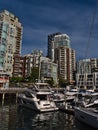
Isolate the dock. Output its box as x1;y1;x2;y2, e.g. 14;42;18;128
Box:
0;87;27;105
0;87;75;115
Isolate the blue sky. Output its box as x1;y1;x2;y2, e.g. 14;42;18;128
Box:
0;0;98;60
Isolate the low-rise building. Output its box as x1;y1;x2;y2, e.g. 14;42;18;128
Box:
41;57;58;85
76;58;98;89
0;68;9;88
13;53;26;78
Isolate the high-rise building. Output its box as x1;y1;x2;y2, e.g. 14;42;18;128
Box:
47;32;61;60
55;46;76;83
0;10;23;76
48;33;70;61
47;33;76;84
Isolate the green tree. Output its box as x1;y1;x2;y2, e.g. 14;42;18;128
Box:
10;77;24;83
47;77;54;87
59;78;69;88
30;67;39;83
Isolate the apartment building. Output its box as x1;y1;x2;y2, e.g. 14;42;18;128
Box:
76;58;98;89
0;10;23;76
24;50;58;85
47;33;76;84
25;50;43;78
0;68;9;88
41;57;58;85
47;32;61;59
13;53;26;78
48;33;70;62
55;46;76;84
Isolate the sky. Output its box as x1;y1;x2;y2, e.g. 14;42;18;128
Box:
0;0;98;60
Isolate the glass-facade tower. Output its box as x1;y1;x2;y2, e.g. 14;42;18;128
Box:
47;33;70;61
0;10;22;76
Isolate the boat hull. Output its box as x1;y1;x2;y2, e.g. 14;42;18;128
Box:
17;96;58;113
75;107;98;129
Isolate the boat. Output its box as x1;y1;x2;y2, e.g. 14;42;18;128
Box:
51;92;65;108
74;93;98;129
74;0;98;128
17;89;58;112
31;82;52;92
30;82;65;108
65;85;78;102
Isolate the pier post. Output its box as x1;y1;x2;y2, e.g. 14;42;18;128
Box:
16;92;18;104
2;93;5;105
64;91;67;109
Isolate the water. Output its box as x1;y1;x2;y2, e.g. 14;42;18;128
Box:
0;103;95;130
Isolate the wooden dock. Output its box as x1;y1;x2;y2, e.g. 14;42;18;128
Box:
0;87;27;93
0;87;27;105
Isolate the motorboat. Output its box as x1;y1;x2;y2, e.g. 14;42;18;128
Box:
51;92;65;108
30;82;51;92
17;89;58;112
65;86;78;102
30;82;65;108
75;106;98;129
74;93;98;129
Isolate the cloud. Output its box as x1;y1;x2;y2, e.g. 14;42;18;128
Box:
21;1;98;59
0;0;98;60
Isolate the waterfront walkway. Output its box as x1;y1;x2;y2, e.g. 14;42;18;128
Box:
0;87;64;93
0;87;28;105
0;87;74;115
0;87;28;93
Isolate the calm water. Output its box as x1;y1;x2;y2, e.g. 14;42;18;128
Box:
0;103;94;130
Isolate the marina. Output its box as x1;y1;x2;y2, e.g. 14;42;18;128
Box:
1;85;98;129
17;89;58;112
0;87;75;115
0;87;28;105
0;0;98;129
74;93;98;129
0;102;95;130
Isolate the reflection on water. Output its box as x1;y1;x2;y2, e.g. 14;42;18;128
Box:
0;104;17;130
0;103;95;130
16;106;75;130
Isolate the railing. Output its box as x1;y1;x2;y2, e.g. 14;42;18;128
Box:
0;87;28;93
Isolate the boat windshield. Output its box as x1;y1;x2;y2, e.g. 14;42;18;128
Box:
23;91;34;98
37;94;47;100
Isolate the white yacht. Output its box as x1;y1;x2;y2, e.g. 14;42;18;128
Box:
17;89;58;112
30;82;65;108
51;92;65;107
75;93;98;129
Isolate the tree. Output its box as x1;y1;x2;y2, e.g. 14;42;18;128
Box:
59;78;69;88
47;77;54;87
30;67;39;83
10;77;24;83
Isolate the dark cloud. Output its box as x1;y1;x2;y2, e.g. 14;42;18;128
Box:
0;0;98;60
